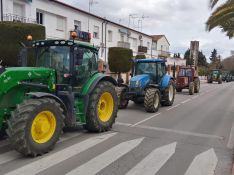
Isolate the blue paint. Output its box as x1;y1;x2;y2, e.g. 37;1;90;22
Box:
135;58;166;63
130;74;150;89
161;74;172;89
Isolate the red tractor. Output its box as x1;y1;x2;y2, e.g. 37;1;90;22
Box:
175;67;200;95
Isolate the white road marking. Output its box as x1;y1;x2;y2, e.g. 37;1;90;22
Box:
126;142;176;175
0;133;82;165
115;122;132;127
227;120;234;149
4;133;117;175
58;133;82;143
184;148;218;175
0;151;21;165
136;125;223;140
66;138;144;175
181;99;191;104
167;104;181;111
131;113;161;127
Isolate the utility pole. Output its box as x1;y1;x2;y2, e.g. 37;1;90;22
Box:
88;0;98;32
0;0;3;22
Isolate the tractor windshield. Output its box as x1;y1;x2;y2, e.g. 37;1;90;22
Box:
178;69;192;77
135;62;157;77
36;46;70;83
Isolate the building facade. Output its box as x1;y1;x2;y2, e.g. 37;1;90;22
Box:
1;0;164;61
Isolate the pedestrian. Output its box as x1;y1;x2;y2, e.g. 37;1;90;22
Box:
117;73;124;85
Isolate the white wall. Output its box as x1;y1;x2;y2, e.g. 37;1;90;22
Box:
151;36;170;58
3;0;166;61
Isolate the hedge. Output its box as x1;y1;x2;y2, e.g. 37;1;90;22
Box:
108;47;133;73
0;22;45;66
135;54;146;59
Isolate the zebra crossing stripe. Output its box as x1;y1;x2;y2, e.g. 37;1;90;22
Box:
184;148;218;175
126;142;176;175
4;132;117;175
66;138;144;175
0;133;82;165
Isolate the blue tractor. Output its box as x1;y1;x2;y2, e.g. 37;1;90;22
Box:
117;58;175;113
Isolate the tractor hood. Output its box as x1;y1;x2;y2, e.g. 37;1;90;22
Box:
0;67;56;95
130;74;150;88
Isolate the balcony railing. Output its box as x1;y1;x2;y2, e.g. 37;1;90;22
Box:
158;50;170;58
3;13;37;24
117;41;130;49
138;46;148;53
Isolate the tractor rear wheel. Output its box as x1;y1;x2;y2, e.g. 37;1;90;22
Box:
6;98;64;157
116;87;129;109
85;81;118;132
189;82;195;95
161;80;175;106
194;78;200;93
144;88;160;113
218;79;222;84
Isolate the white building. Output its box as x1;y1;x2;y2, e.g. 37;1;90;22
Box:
0;0;173;62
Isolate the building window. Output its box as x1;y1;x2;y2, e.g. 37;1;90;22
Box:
56;16;65;31
93;26;99;39
74;20;81;31
147;42;150;50
108;30;113;42
140;40;143;46
133;38;137;48
152;42;157;50
13;3;25;17
161;45;163;51
120;34;124;42
36;11;43;25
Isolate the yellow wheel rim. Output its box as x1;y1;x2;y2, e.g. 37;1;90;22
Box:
31;111;56;144
98;92;114;122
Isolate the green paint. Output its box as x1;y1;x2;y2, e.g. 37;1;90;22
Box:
74;73;104;124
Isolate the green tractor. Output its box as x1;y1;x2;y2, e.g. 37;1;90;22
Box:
207;69;222;84
0;38;118;156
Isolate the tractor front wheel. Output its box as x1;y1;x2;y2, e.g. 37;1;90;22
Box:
6;98;64;157
189;82;195;95
161;80;175;106
85;81;118;132
144;88;160;113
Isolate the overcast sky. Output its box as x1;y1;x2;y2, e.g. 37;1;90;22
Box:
60;0;233;59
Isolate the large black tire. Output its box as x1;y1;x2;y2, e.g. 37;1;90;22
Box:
218;79;222;84
144;88;160;113
189;82;194;95
6;98;64;157
161;80;175;106
194;78;200;93
85;81;118;132
116;86;129;109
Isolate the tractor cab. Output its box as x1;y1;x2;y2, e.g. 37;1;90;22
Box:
131;59;167;90
176;67;200;95
22;39;98;92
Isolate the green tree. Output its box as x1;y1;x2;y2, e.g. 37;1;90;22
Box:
108;47;133;73
135;54;146;59
184;49;192;66
206;0;234;38
184;49;207;67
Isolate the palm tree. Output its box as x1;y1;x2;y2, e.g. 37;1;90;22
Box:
206;0;234;38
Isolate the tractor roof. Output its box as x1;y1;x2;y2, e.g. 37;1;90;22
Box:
33;40;97;50
135;58;166;63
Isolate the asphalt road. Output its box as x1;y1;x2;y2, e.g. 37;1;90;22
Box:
0;81;234;175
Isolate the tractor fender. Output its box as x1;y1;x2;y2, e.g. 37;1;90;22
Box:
161;75;174;90
83;74;117;116
26;92;67;116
